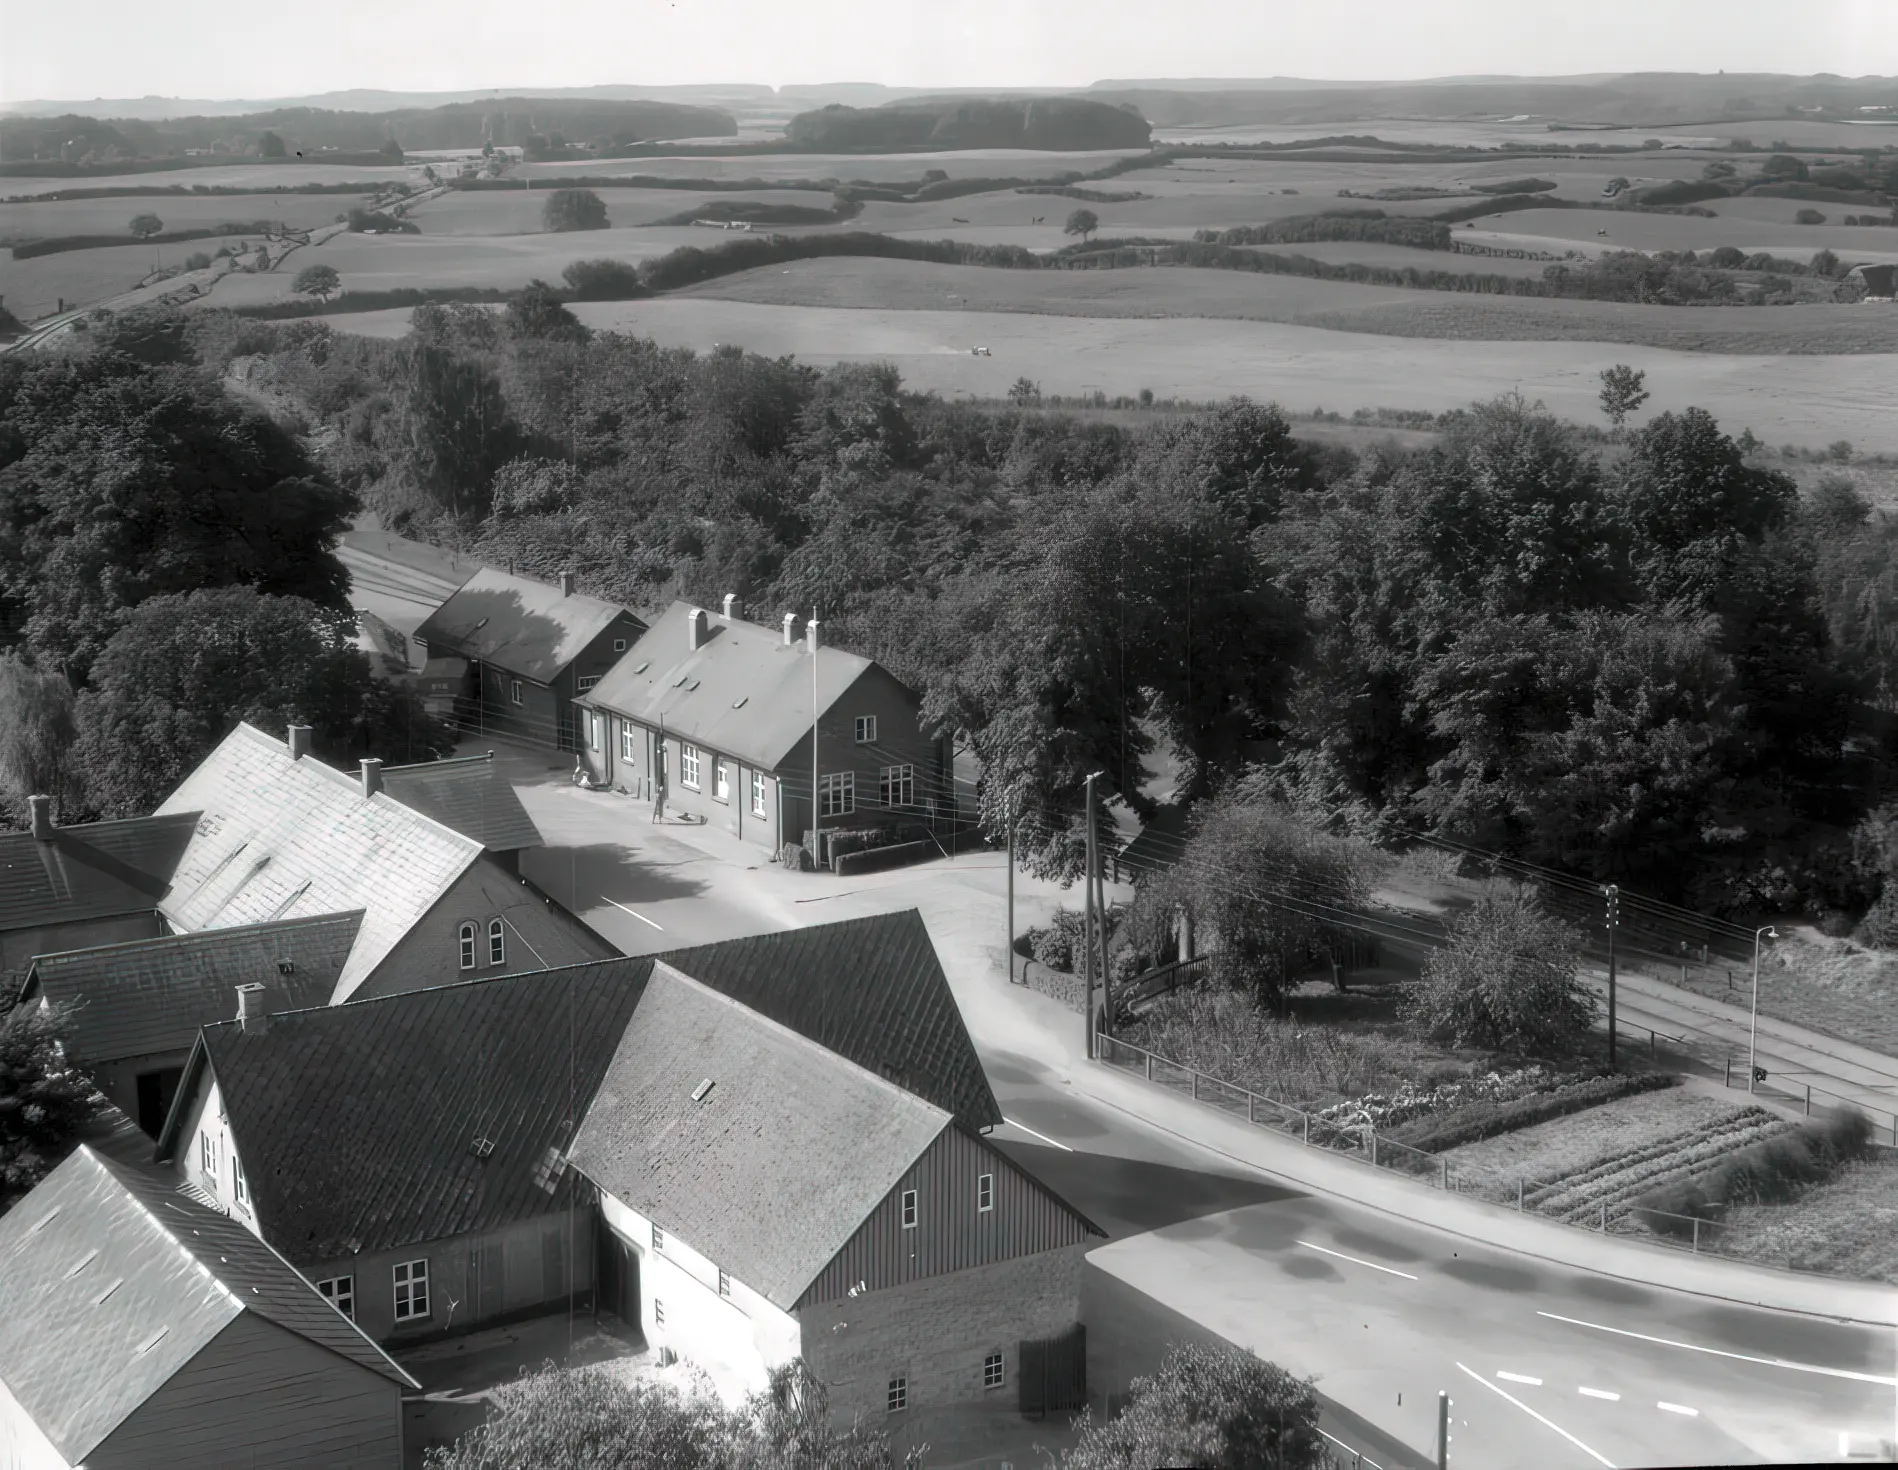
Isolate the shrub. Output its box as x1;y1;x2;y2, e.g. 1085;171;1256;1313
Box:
346;207;415;234
1708;245;1746;268
1;1001;99;1211
1636;1110;1874;1234
825;823;930;860
1795;208;1827;225
542;188;608;233
1019;906;1093;970
561;257;646;299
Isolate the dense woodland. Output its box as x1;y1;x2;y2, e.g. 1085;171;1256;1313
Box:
4;300;1898;929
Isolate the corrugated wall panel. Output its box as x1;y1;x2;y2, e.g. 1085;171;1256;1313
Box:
798;1127;1100;1308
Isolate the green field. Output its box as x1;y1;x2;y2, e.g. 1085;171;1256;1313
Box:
1;235;253;320
405;186;842;235
0;192;373;242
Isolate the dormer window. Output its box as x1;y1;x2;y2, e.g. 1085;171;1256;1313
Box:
458;922;476;970
488;918;505;966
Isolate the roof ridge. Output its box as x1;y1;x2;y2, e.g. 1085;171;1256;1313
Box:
30;909;367;969
382;752;496;773
0;809;200;842
201;957;627;1030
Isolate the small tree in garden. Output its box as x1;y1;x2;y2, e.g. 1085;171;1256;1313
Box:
1405;881;1595;1056
292;263;341;301
1597;364;1649;434
1065;208;1099;242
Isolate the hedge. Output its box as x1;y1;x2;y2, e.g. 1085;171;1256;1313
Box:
638;231;1037;291
10;221;283;259
1388;1071;1677;1153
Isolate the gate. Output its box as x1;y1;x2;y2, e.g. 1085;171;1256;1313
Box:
1018;1324;1086;1419
595;1223;641;1333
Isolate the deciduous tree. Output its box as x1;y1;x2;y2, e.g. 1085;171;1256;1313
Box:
1064;208;1099;241
542;188;608;233
128;213;163;240
1405;881;1595;1055
292;263;341;301
1597;363;1649;433
0;1002;97;1210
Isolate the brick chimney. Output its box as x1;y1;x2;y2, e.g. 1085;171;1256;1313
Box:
27;795;52;842
560;571;574;597
359;757;383;798
287;725;313;761
721;593;740;622
235;983;270;1035
687;608;709;651
782;612;802;647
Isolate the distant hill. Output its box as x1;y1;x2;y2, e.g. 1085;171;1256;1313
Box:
785;96;1151;151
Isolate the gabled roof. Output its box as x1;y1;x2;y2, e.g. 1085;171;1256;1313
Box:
380;753;543;854
570;962;951;1311
155;724;485;1003
0;812;197;934
414;566;639;684
661;909;1001;1130
578;602;908;773
21;913;362;1066
0;1147;412;1463
158;965;648;1265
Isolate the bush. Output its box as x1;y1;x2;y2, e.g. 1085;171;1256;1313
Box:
825;823;930;860
346;207;416;234
1019;906;1093;970
1211;213;1451;250
1;1001;99;1211
1796;208;1827;225
1470;177;1557;195
561;257;646;299
1708;245;1746;268
1636;1110;1874;1234
542;188;608;232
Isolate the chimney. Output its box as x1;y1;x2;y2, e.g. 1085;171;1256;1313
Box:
560;571;574;597
782;612;802;647
287;725;313;761
27;795;53;842
359;757;383;798
235;983;270;1035
687;607;709;651
806;618;821;654
721;593;739;622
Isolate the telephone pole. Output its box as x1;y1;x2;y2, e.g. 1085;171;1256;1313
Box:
1603;884;1620;1067
1005;796;1017;985
1084;773;1102;1060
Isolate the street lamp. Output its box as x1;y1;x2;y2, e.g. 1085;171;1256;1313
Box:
1747;925;1778;1093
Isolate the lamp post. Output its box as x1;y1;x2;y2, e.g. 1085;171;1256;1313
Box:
1747;924;1778;1094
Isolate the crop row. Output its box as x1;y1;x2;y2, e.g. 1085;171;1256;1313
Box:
1537;1121;1797;1223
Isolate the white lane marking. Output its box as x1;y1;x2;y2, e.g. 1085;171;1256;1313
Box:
1657;1402;1699;1417
1497;1371;1543;1385
1455;1362;1616;1468
604;898;664;931
1579;1387;1620;1401
1002;1117;1073;1152
1315;1426;1384;1470
1537;1310;1898;1387
1296;1241;1419;1281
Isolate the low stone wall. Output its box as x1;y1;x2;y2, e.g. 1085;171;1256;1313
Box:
1013;952;1085;1011
832;838;940;877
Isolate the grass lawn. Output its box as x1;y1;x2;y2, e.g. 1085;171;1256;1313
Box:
1714;1152;1898;1282
1669;936;1898;1058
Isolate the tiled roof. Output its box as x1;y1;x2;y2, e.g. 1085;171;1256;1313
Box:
0;813;197;934
155;724;483;1002
578;602;903;774
380;754;543;854
21;913;362;1066
570;963;951;1311
160;965;647;1265
660;909;1002;1130
414;567;638;684
0;1147;412;1463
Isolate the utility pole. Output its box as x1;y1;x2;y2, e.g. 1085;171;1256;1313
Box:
810;608;820;861
1436;1390;1452;1470
1084;772;1101;1060
1094;800;1112;1039
1602;884;1620;1068
1005;796;1017;985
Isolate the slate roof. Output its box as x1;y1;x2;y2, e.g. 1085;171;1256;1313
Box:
0;1147;412;1464
20;913;362;1066
414;567;638;684
157;965;649;1265
570;962;951;1311
0;812;197;934
578;602;907;773
380;753;543;854
155;724;484;1002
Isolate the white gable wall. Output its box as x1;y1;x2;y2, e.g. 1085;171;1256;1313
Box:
170;1076;264;1244
0;1373;71;1470
596;1191;800;1407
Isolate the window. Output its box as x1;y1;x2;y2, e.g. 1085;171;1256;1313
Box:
393;1260;429;1322
713;757;730;802
458;922;476;970
977;1173;994;1213
613;638;628;652
488;918;505;966
886;1377;908;1413
718;1269;731;1298
199;1131;216;1178
588;712;601;751
577;674;602;691
232;1153;248;1211
509;679;524;706
750;770;767;818
680;745;701;790
317;1275;355;1321
880;764;915;808
654;1299;666;1326
819;771;856;818
621;724;637;761
855;715;877;744
652;1223;665;1251
983;1353;1004;1390
900;1189;918;1229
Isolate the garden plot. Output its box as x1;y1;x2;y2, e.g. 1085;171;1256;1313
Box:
1714;1152;1898;1282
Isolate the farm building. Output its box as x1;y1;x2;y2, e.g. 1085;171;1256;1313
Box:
0;798;197;1000
0;1146;414;1470
575;599;952;855
377;750;543;874
14;913;360;1137
413;567;646;750
1850;262;1896;299
154;722;611;1003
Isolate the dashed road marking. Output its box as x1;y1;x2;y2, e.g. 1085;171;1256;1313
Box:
1455;1362;1616;1468
1296;1241;1419;1280
1497;1371;1543;1385
1657;1402;1699;1417
1579;1387;1620;1401
1537;1310;1898;1386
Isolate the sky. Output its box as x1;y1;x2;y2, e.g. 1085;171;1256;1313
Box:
2;0;1893;106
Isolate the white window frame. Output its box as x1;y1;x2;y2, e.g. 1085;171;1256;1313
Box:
199;1130;217;1179
613;638;627;652
652;1223;665;1251
488;917;505;966
232;1153;248;1212
509;678;524;707
393;1259;429;1322
621;723;637;761
855;715;877;744
588;712;602;751
887;1377;908;1413
654;1299;666;1326
713;757;730;803
680;745;701;790
577;674;602;691
717;1268;731;1299
977;1173;994;1213
318;1275;355;1321
880;764;915;809
983;1352;1004;1390
900;1189;918;1230
820;771;855;818
458;922;476;970
750;769;767;818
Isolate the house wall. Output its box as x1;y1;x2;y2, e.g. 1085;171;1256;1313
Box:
468;662;561;750
797;1245;1088;1425
0;1373;71;1470
2;913;163;997
300;1211;594;1347
595;1191;801;1408
90;1050;188;1139
171;1077;267;1242
577;717;784;852
350;857;616;1002
86;1313;402;1470
775;665;951;844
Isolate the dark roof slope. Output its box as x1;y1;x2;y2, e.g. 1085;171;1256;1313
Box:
414;567;639;684
380;753;543;854
162;966;647;1264
0;1147;411;1462
0;812;197;934
21;913;362;1066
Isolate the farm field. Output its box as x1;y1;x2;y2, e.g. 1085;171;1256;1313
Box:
300;297;1896;451
510;148;1149;183
0;162;421;198
0;192;374;242
405;186;842;234
1475;205;1898;258
1;235;254;320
